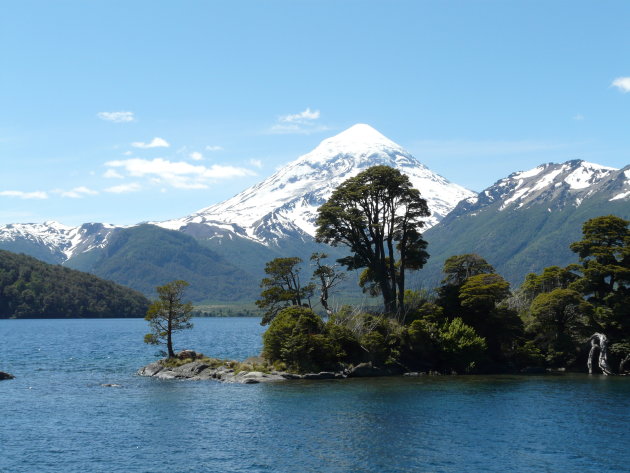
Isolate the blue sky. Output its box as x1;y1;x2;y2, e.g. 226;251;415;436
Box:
2;0;630;226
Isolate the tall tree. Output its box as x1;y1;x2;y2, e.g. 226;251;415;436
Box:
310;252;345;316
316;165;430;313
437;254;495;320
441;253;495;287
256;257;314;325
144;280;193;358
528;288;592;365
569;215;630;302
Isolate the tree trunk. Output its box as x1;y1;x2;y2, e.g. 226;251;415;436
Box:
587;333;614;375
167;312;175;358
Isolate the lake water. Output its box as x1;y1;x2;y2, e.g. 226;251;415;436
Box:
1;318;629;473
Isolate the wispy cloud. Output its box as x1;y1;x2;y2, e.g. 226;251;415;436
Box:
104;158;256;189
280;108;320;123
205;145;223;152
55;186;99;198
131;137;170;149
249;159;263;169
105;183;142;194
268;107;329;134
573;114;585;121
97;111;135;123
103;169;124;179
0;190;48;199
189;151;203;161
612;77;630;93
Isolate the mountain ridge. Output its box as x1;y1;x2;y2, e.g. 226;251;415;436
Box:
420;159;630;287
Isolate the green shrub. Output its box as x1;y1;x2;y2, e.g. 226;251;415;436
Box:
262;306;304;362
439;317;487;373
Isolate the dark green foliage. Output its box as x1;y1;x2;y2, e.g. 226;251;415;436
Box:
405;318;440;364
256;257;315;325
568;215;629;337
316;165;430;313
71;224;259;303
358;315;405;367
522;266;578;299
262;306;339;373
459;273;511;311
0;249;149;318
324;322;364;363
438;318;488;373
527;288;592;365
436;257;523;365
310;252;345;315
144;280;194;358
441;254;495;286
260;214;630;375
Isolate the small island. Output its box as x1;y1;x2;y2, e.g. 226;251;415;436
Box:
139;168;630;382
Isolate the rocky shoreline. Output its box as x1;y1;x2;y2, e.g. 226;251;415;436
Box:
136;350;430;384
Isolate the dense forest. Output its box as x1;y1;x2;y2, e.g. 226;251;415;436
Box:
0;250;150;318
257;167;630;375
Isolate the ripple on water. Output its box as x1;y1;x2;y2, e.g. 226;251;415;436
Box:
1;318;630;473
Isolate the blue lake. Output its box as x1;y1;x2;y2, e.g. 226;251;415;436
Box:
1;317;629;473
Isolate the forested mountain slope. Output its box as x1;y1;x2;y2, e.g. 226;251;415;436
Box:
0;250;150;318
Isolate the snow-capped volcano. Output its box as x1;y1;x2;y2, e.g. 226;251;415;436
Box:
158;124;474;244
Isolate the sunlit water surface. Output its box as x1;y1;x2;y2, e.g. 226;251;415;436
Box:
1;318;629;473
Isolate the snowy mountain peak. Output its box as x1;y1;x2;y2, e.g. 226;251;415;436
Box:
294;123;411;170
449;159;627;219
304;123;404;162
159;124;474;244
0;221;121;262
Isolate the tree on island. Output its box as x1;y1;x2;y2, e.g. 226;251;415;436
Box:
316;165;430;314
144;280;193;358
310;252;346;316
256;257;315;325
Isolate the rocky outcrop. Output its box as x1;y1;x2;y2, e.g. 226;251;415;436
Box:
137;351;423;384
136;359;289;384
0;371;14;380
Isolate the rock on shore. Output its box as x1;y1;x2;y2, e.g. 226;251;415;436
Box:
136;352;419;384
137;360;290;384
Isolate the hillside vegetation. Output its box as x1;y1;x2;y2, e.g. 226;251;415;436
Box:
68;224;260;303
0;250;150;318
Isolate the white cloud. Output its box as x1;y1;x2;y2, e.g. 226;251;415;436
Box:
131;137;170;149
205;145;223;152
56;186;99;199
573;114;585;121
189;151;203;161
104;157;256;189
612;77;630;93
0;190;48;199
249;159;263;169
103;169;124;179
280;107;320;123
97;111;135;123
268;107;329;135
105;183;142;194
123;151;133;156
